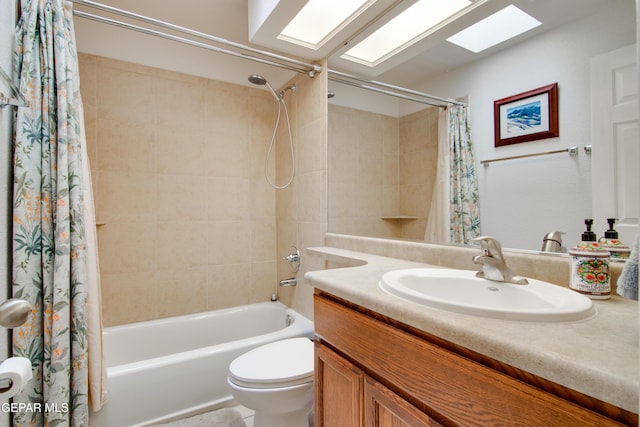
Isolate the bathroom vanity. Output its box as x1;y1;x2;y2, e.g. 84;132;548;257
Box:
306;244;638;426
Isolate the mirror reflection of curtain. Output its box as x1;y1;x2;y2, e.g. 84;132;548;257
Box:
426;104;480;244
11;0;105;425
425;109;450;242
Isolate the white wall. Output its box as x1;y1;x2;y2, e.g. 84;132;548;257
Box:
415;2;636;250
0;1;17;426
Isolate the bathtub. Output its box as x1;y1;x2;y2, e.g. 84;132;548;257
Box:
89;301;314;427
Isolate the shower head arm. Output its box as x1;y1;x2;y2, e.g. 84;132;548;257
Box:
278;85;296;99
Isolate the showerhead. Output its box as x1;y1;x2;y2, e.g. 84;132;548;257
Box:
248;74;279;101
248;74;267;86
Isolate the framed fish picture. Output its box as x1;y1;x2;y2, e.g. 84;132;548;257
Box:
494;83;558;147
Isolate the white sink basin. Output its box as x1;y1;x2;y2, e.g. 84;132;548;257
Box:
379;268;595;322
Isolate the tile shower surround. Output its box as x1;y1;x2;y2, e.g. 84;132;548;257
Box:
328;104;439;240
79;54;327;325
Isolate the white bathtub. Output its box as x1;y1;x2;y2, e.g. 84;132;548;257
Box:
89;301;314;427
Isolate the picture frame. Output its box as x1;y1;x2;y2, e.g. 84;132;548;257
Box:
493;83;558;147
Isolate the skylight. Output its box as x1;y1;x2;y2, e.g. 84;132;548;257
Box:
446;5;542;53
278;0;375;50
341;0;472;66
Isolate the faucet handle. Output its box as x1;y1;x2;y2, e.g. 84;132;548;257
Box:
472;236;529;285
472;236;504;259
283;246;300;273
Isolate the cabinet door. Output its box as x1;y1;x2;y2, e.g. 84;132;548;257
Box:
365;376;442;427
315;342;364;427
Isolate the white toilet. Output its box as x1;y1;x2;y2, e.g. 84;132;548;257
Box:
227;337;315;427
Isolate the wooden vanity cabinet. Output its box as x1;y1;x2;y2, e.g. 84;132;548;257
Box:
315;343;363;426
314;292;635;427
316;342;440;426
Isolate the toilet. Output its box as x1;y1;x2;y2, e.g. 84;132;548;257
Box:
227;337;315;427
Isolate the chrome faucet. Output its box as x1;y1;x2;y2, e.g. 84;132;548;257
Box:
279;277;297;287
472;236;529;285
541;231;566;253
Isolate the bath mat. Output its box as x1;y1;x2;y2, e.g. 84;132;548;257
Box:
152;407;247;427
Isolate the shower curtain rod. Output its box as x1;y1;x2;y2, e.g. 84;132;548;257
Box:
328;69;466;108
71;0;322;77
329;75;446;108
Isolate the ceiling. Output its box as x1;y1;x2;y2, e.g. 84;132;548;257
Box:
73;0;620;91
376;0;613;87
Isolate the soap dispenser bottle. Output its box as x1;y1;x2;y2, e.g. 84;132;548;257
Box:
569;219;610;299
598;218;631;261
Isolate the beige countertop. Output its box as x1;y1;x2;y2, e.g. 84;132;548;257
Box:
304;246;639;413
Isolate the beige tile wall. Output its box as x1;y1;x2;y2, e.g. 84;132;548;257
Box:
327;104;438;240
398;107;439;239
80;54;281;326
328;105;400;238
276;68;328;319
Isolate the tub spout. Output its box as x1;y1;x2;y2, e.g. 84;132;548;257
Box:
279;277;297;287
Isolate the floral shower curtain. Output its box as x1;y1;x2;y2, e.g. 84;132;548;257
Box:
426;104;480;244
11;0;105;425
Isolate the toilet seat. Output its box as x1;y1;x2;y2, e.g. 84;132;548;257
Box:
228;337;314;389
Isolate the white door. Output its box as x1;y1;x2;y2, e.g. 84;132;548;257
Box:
590;44;639;242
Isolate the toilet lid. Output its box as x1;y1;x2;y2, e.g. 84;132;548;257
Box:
228;337;314;388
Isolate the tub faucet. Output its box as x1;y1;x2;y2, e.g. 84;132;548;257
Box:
279;277;297;287
472;236;529;285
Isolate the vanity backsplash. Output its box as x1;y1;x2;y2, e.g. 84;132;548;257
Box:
324;233;624;292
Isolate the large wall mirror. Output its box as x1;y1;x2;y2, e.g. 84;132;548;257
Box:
326;0;638;252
